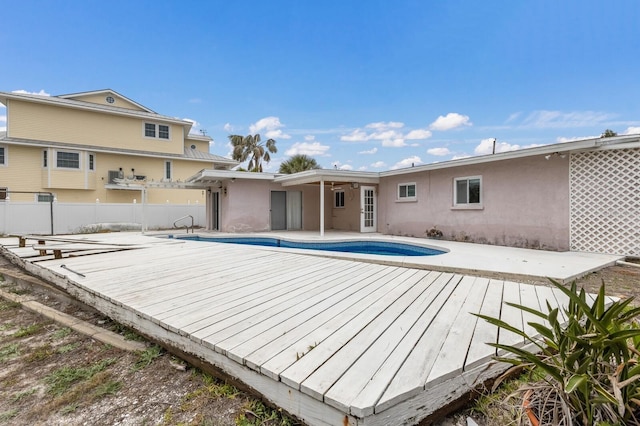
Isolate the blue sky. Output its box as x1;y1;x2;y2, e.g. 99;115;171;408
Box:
1;1;639;171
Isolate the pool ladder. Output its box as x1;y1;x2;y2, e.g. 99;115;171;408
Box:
173;215;194;233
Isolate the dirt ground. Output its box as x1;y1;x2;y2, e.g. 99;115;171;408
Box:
0;253;638;426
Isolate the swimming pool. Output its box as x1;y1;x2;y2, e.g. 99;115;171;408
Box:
171;235;445;257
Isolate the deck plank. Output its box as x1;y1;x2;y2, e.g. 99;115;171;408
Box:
278;268;423;392
374;274;472;413
424;276;490;387
463;279;504;370
326;272;454;416
254;266;412;379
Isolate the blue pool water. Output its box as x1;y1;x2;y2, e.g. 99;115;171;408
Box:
171;235;445;257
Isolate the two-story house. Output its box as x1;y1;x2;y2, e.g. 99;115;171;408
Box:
0;89;236;204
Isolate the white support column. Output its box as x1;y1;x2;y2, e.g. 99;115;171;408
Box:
319;179;325;237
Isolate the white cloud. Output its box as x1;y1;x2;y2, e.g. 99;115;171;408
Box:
623;126;640;135
473;138;542;155
522;110;615;129
366;121;404;130
474;138;521;155
12;89;51;96
427;147;451;156
285;141;330;156
358;147;378;155
391;156;423;170
358;166;368;171
451;154;471;160
505;112;522;123
382;138;407;147
0;112;5;132
556;135;599;143
342;121;433;147
429;113;471;131
223;123;234;132
183;118;202;135
249;116;291;139
331;161;353;171
405;129;432;140
370;161;387;168
341;129;369;142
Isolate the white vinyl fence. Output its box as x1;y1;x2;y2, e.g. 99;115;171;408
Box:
0;202;206;235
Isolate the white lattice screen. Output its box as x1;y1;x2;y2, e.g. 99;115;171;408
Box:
570;148;640;256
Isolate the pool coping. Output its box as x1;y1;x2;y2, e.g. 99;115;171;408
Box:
158;231;622;284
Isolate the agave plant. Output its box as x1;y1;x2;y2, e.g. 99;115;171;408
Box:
476;280;640;425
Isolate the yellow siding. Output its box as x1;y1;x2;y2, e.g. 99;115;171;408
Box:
0;144;49;201
8;100;184;155
64;93;147;111
184;136;210;152
0;143;208;204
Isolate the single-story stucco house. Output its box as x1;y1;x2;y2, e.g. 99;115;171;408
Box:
186;134;640;257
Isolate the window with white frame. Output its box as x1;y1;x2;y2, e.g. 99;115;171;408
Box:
56;151;80;169
0;187;7;201
88;153;95;171
144;123;170;140
43;150;48;168
164;160;172;181
398;182;416;201
0;146;6;166
334;190;345;208
454;176;482;206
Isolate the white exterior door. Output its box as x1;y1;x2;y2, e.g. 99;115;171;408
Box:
360;186;377;233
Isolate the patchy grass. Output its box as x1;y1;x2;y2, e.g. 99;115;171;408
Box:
26;343;55;362
0;300;20;311
11;388;38;402
0;342;20;362
0;409;19;422
51;327;72;340
181;371;240;412
13;323;41;338
110;322;145;341
132;345;162;371
44;358;117;396
236;400;294;426
57;342;80;354
0;321;15;331
93;380;122;398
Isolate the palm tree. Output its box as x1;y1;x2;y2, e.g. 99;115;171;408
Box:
229;134;277;172
278;154;321;174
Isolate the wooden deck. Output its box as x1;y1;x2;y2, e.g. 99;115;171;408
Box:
0;233;585;425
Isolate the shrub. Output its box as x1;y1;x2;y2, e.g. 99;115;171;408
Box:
475;280;640;425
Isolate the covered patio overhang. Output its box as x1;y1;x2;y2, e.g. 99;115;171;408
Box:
275;169;380;236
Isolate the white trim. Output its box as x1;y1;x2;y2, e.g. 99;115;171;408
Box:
0;144;7;166
54;149;81;170
143;122;171;141
453;175;482;208
397;182;417;201
88;152;96;171
164;160;173;181
333;190;345;208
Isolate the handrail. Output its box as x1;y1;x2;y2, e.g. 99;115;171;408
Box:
173;215;194;233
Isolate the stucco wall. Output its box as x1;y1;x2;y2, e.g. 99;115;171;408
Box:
217;181;336;233
378;155;570;250
330;186;362;231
